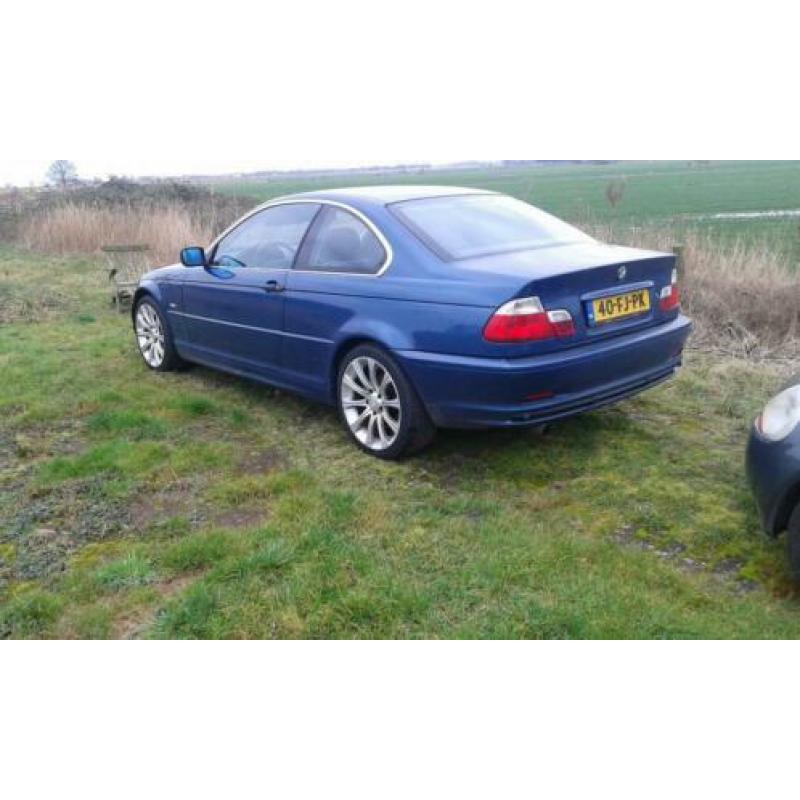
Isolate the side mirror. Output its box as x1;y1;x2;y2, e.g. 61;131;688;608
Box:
181;246;207;268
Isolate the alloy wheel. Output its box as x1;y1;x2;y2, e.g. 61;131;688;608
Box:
135;303;166;368
341;356;402;451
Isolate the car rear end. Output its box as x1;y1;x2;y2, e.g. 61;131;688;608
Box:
399;253;691;429
387;193;692;429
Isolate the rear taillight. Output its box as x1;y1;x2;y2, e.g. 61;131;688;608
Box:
659;268;681;312
483;297;576;343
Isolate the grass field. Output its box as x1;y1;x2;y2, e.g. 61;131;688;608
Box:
3;245;800;639
218;160;800;257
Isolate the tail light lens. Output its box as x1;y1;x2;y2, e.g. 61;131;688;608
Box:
483;297;576;343
659;268;681;312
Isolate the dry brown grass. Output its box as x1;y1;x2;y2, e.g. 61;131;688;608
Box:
682;237;799;357
14;203;800;358
18;202;223;267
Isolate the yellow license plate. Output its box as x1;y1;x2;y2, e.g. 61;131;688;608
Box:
592;290;651;324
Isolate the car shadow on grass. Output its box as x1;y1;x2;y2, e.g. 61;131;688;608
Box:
184;362;620;462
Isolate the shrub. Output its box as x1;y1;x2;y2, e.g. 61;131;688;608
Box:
11;178;256;265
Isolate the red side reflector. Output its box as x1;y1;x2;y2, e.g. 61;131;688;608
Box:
526;391;556;402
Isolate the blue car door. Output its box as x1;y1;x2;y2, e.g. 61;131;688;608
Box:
179;203;321;379
283;204;391;396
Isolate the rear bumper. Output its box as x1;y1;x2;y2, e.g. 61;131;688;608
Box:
396;315;692;429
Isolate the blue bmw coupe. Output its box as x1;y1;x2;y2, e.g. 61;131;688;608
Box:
133;186;692;458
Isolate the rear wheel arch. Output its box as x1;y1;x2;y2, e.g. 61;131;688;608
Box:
330;337;390;402
335;342;436;459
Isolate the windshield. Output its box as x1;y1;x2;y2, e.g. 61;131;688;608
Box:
390;194;593;260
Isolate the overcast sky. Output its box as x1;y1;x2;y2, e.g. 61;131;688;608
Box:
3;4;793;191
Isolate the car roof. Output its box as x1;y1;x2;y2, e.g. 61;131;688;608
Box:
284;185;495;207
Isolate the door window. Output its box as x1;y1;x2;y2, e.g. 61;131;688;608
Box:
212;203;321;269
297;207;386;274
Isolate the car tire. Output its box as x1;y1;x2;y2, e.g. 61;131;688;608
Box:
786;504;800;581
133;297;184;372
337;344;435;459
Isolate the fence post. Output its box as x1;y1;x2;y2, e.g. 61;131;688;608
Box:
672;245;686;281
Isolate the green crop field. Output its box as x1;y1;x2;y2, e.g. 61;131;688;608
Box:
217;160;800;257
3;245;800;639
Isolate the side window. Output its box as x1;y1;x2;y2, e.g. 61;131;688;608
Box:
212;204;321;268
298;207;386;275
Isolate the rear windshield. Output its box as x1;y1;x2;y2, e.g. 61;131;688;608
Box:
390;194;593;260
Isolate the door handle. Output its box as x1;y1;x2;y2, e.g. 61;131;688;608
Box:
264;280;285;293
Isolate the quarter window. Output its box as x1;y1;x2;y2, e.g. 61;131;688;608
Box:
212;203;321;268
298;207;386;274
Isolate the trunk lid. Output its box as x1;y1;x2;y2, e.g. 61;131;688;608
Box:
454;242;679;357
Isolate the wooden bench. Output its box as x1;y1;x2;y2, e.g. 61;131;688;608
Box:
101;245;151;312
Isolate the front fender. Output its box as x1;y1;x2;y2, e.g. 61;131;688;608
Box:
131;278;188;345
746;428;800;536
131;278;168;321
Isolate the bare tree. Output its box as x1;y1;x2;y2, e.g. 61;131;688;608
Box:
605;178;627;209
46;160;78;189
